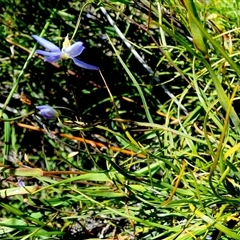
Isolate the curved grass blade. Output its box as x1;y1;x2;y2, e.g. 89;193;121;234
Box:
190;204;240;239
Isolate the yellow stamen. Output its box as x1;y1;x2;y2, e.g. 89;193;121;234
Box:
62;34;71;49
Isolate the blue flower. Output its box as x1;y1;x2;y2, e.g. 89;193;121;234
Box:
36;105;59;120
32;35;99;70
17;179;25;187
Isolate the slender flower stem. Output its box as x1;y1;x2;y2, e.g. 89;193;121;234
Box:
70;1;90;41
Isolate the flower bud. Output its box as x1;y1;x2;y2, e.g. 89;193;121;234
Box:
36;105;59;120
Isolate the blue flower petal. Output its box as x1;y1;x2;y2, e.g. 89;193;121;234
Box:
17;179;25;187
64;41;85;57
32;35;60;52
72;57;99;70
36;105;59;120
35;50;61;56
45;55;61;62
36;105;47;110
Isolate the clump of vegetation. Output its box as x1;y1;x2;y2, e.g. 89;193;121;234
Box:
0;0;240;239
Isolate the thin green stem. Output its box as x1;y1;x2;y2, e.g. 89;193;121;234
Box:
0;9;57;118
